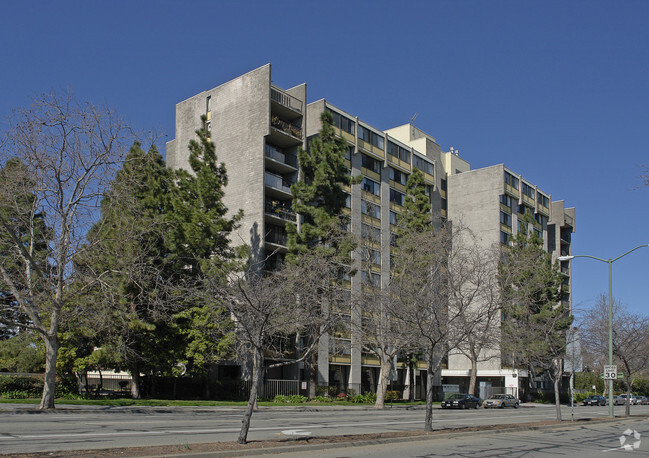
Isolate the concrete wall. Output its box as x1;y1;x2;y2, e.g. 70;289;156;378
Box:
166;64;272;264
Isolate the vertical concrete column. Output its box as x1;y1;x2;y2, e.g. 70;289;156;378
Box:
348;119;362;394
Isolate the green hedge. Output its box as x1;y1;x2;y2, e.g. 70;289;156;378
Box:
0;375;80;400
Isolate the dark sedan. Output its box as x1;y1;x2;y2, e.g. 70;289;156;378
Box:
441;393;481;409
582;395;607;406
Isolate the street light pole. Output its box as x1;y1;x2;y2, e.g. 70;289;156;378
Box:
559;244;649;418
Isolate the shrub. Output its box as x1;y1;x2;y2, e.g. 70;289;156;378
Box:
0;375;42;398
273;395;288;403
287;394;307;403
385;390;402;401
336;392;347;400
364;392;377;404
313;396;332;403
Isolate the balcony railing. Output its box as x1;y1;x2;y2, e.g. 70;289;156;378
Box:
265;145;298;168
271;86;303;113
264;172;293;194
266;230;288;246
271;116;302;139
265;201;296;221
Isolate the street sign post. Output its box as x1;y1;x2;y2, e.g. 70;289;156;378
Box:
603;365;617;380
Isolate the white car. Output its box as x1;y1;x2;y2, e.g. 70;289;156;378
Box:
619;394;637;405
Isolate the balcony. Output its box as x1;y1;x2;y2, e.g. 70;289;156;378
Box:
265;144;297;174
264;172;294;199
270;115;302;141
265;200;296;224
265;227;288;248
271;86;302;115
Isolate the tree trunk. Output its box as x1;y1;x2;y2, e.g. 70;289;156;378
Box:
130;364;142;399
408;354;415;401
553;358;562;421
238;348;263;444
424;353;435;432
308;349;317;399
40;333;59;410
373;349;392;409
625;382;632;416
468;355;478;396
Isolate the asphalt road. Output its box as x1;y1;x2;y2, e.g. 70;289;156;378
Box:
0;403;647;455
270;417;649;457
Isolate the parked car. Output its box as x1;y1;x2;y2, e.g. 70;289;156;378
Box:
612;396;625;405
483;394;520;408
441;393;481;409
635;396;648;405
582;395;607;406
619;394;637;405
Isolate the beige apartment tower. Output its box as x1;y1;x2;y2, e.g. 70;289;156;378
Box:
167;64;575;398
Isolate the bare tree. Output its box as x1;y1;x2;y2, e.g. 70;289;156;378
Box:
386;224;478;431
357;243;412;409
452;244;503;396
580;295;649;416
0;92;131;409
208;248;351;444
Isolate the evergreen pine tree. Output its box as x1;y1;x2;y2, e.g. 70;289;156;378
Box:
398;167;432;235
286;111;356;261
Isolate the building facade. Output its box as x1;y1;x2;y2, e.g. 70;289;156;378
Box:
166;64;575;398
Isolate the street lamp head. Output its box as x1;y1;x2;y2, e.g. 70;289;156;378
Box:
558;255;574;261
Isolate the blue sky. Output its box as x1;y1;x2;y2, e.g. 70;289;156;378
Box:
2;1;648;317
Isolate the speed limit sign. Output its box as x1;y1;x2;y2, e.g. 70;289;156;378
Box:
604;365;617;380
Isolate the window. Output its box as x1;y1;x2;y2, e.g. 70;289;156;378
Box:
387;141;410;163
440;179;447;191
364;248;381;266
362;154;382;174
361;199;381;219
441;198;447;210
206;95;211;112
361;270;381;288
500;194;512;208
361;223;381;241
500;211;512;227
358;125;371;143
500;231;510;245
389;211;399;225
537;192;549;208
518;204;533;216
359;126;384;149
521;182;535;200
504;172;519;190
390;189;405;206
413;155;434;175
328;109;355;135
518;220;528;234
535;213;548;226
389;167;407;186
344;193;351;208
390;232;398;247
345;145;353;160
361;177;380;196
533;228;543;241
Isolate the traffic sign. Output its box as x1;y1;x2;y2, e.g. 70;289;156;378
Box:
603;365;617;380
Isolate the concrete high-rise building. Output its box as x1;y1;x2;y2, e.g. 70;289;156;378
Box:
444;165;575;396
166;64;575;399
